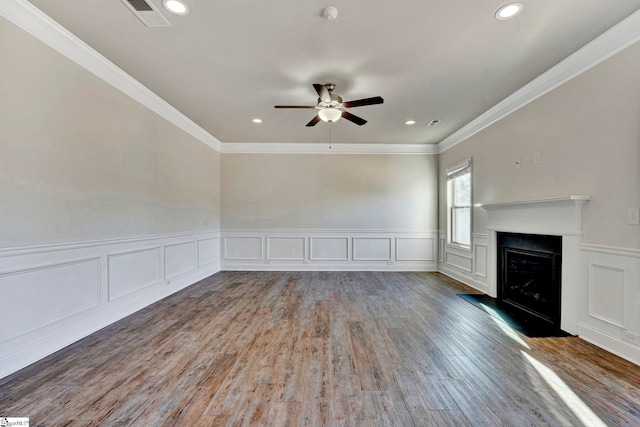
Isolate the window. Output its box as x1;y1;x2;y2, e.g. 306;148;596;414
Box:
446;159;472;248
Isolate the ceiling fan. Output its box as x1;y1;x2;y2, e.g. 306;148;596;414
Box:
274;83;384;127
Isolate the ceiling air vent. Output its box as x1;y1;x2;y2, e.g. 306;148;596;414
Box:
121;0;171;27
427;119;442;127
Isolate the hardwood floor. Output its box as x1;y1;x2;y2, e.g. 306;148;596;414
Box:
1;271;640;426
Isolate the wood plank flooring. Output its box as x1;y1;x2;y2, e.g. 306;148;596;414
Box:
1;271;640;426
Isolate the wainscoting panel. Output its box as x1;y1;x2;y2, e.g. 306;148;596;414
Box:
198;237;219;268
224;237;263;260
310;237;350;261
445;252;472;273
438;232;489;293
108;247;161;301
473;242;488;278
579;244;640;366
267;237;306;261
353;238;392;261
0;258;100;342
164;241;197;281
222;230;438;271
0;230;220;380
396;237;435;261
588;264;626;328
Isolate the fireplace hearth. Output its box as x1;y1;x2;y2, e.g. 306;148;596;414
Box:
497;232;562;331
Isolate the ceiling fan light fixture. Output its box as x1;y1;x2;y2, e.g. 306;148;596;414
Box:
495;3;523;20
163;0;189;16
318;108;342;123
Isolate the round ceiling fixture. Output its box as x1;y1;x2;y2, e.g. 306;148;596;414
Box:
495;3;523;20
163;0;190;16
322;7;339;21
405;120;416;125
318;108;342;123
252;118;262;124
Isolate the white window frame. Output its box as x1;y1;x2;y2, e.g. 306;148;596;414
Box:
446;158;472;250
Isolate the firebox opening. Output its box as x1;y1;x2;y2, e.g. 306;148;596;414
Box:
497;232;562;332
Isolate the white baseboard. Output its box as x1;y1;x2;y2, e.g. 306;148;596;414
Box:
578;323;640;366
224;263;437;272
0;230;220;380
438;264;489;294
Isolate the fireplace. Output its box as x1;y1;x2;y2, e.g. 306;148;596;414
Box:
482;196;589;334
497;232;562;331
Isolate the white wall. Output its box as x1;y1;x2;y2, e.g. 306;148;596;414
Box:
438;41;640;364
221;153;439;270
0;15;221;378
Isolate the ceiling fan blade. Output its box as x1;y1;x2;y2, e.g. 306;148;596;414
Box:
274;105;317;109
306;115;321;127
342;96;384;108
313;83;331;103
341;111;367;126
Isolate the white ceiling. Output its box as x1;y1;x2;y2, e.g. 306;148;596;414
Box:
27;0;640;145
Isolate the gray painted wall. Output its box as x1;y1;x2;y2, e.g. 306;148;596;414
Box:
0;17;220;248
439;42;640;249
221;153;438;231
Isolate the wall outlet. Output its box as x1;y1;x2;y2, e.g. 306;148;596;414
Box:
622;331;639;345
628;208;639;225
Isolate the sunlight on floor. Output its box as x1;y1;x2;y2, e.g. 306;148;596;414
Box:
521;351;607;427
479;303;530;349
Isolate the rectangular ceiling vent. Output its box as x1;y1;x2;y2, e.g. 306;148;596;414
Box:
427;119;442;127
121;0;171;27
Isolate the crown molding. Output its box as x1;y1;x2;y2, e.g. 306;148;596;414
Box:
6;0;638;157
220;142;438;155
0;0;221;153
438;9;640;154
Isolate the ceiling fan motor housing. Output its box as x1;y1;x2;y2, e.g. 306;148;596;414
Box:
318;93;343;109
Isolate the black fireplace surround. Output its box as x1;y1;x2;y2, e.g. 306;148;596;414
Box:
497;232;562;331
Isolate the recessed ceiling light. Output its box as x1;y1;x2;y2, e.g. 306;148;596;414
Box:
163;0;189;16
495;3;523;20
252;118;263;124
405;120;416;125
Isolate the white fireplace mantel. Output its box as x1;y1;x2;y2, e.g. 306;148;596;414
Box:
480;196;591;236
481;195;590;334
